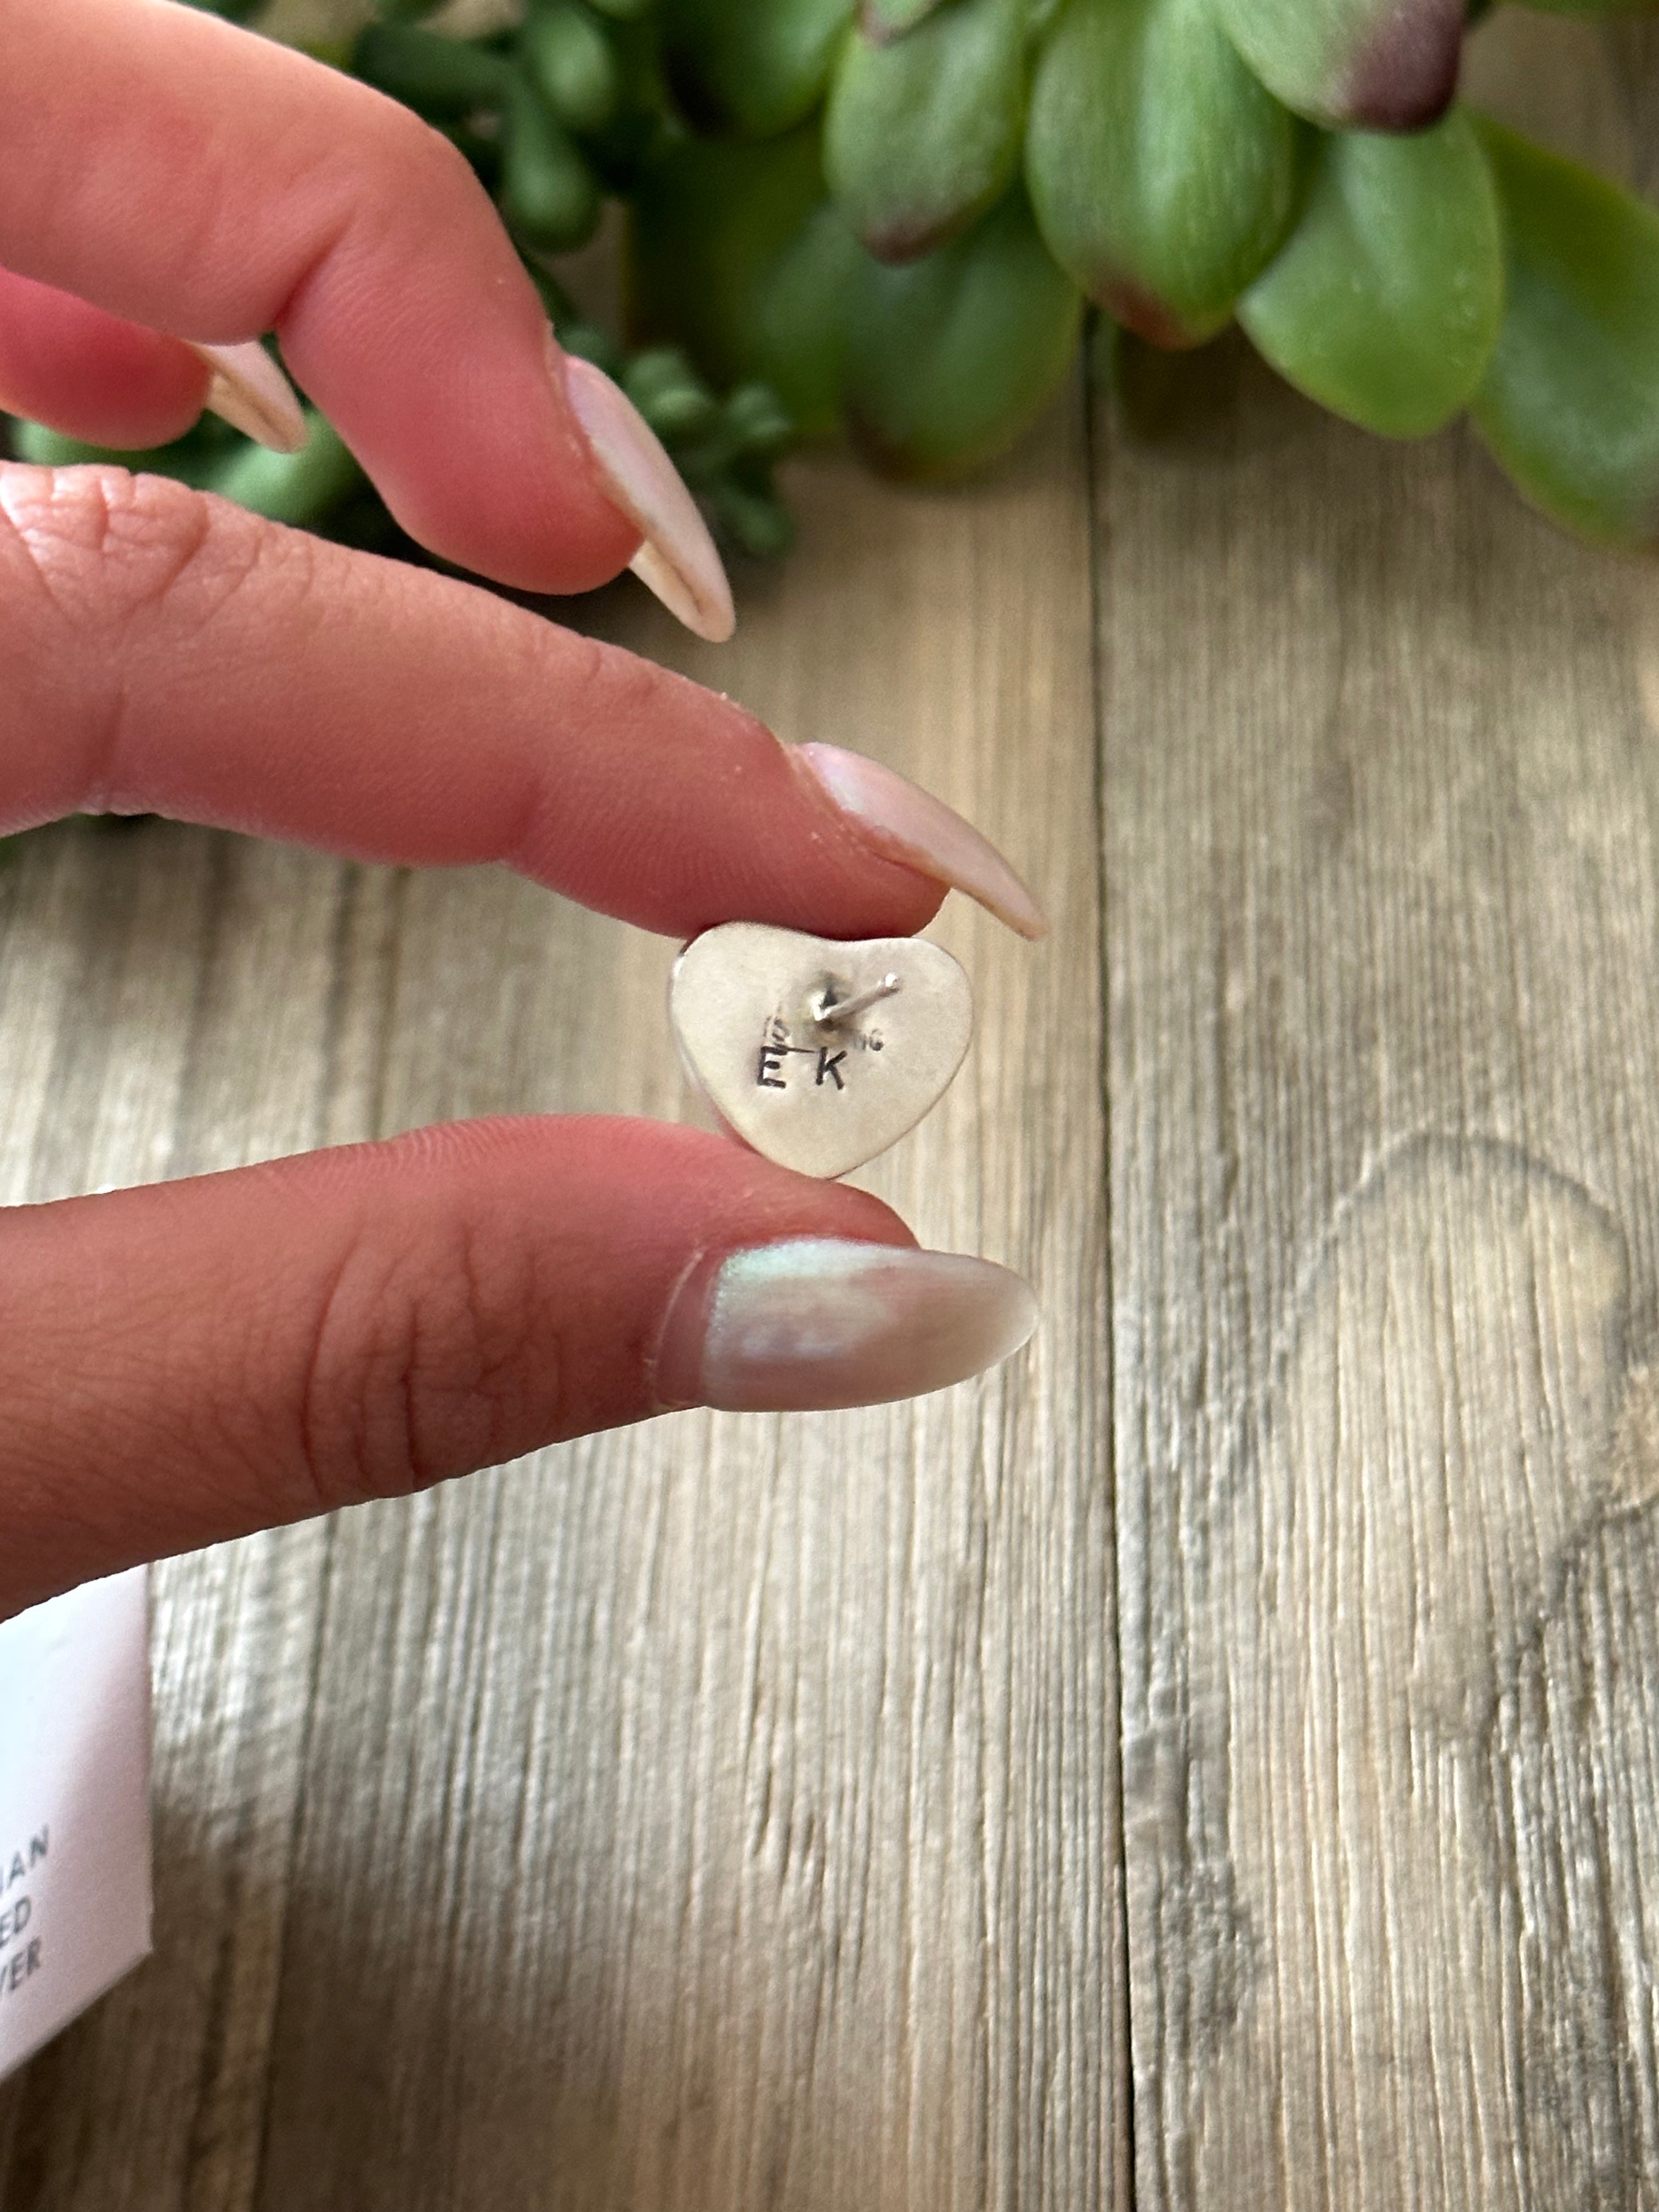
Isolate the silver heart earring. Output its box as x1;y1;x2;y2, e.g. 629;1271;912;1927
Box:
670;922;974;1180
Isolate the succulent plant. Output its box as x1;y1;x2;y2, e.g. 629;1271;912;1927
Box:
10;0;1659;564
4;0;797;565
630;0;1659;545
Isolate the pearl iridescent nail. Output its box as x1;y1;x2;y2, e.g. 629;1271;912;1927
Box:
656;1238;1038;1411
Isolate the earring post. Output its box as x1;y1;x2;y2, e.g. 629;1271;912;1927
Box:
815;973;903;1026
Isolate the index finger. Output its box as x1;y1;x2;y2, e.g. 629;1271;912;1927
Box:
0;0;733;634
0;462;1047;943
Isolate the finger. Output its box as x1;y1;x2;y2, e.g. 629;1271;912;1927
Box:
0;267;210;448
0;0;732;635
0;464;1046;940
0;1119;1037;1616
0;272;302;456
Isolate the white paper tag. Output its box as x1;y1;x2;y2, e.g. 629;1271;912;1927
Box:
0;1569;153;2081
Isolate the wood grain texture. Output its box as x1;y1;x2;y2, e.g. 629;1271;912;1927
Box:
15;22;1659;2204
0;395;1114;2209
1102;36;1659;2207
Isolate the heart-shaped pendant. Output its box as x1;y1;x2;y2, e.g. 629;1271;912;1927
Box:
670;923;974;1180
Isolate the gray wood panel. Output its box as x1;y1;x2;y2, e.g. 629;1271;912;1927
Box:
0;827;359;2209
1101;43;1659;2200
0;394;1114;2208
13;22;1659;2200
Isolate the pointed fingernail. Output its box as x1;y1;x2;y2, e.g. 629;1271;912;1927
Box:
185;341;308;454
793;742;1049;939
560;352;736;644
656;1237;1038;1412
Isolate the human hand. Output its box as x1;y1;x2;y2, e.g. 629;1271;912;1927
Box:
0;0;1045;1620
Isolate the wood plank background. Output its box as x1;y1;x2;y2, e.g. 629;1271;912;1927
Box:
0;399;1113;2207
1109;27;1659;2209
4;19;1659;2208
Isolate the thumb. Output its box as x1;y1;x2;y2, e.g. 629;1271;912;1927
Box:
0;1118;1037;1617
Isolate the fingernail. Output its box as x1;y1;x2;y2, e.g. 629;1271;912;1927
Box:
185;341;308;454
794;742;1049;940
560;351;736;645
656;1237;1038;1412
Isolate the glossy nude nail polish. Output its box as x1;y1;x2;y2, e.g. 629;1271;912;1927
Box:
561;352;736;644
185;340;307;454
793;743;1048;940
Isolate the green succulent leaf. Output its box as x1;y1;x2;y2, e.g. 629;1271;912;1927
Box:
520;3;620;134
623;348;722;442
859;0;951;37
1469;117;1659;549
10;419;213;477
10;410;368;532
1214;0;1463;128
628;125;862;431
842;187;1083;478
711;480;797;557
629;126;860;438
825;0;1028;261
201;416;367;529
350;23;512;116
1026;0;1300;346
658;0;854;137
1238;110;1503;437
10;410;275;493
628;127;828;371
748;202;865;437
501;76;601;250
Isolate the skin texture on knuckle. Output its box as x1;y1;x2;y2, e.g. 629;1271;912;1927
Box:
287;1207;562;1516
0;462;315;816
0;1217;267;1605
273;75;539;394
368;102;488;240
0;462;215;631
283;97;481;334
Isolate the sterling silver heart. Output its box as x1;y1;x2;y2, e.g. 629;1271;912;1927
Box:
670;923;974;1180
